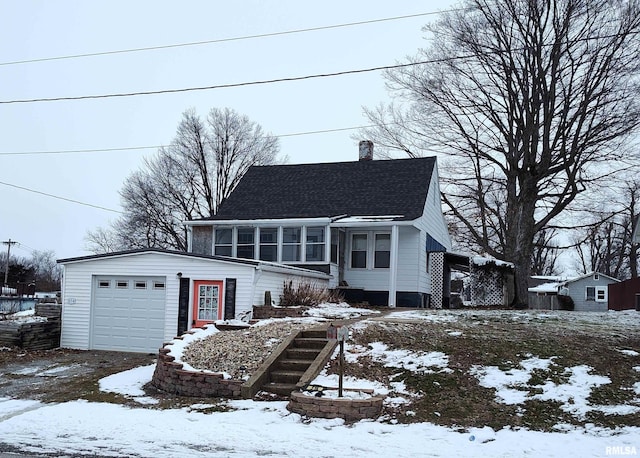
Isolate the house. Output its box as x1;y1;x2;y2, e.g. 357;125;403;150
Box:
57;141;453;354
528;272;620;311
57;249;329;353
185;141;452;308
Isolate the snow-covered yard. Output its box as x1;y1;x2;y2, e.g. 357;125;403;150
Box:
0;306;639;457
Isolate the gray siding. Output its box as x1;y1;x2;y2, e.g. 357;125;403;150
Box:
191;226;213;255
563;274;619;312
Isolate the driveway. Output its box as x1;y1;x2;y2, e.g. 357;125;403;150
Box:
0;347;155;403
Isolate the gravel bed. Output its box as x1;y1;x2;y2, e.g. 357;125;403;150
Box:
181;320;320;380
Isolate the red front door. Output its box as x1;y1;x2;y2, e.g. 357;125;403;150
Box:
192;280;224;327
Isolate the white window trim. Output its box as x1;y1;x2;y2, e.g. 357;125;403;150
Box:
350;232;369;269
586;285;607;302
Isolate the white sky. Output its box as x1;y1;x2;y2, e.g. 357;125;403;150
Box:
0;1;456;259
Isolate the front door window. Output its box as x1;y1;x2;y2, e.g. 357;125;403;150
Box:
192;280;223;327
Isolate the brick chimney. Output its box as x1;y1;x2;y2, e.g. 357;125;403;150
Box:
359;140;373;161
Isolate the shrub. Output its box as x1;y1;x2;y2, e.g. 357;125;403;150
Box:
279;280;343;306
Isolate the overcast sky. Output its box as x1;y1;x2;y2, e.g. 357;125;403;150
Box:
1;1;455;260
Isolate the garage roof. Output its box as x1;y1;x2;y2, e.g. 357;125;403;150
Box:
57;248;330;279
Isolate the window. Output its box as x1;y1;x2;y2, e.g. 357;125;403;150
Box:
282;227;301;261
214;228;232;256
98;280;110;288
374;233;391;268
116;280;128;289
135;281;147;289
351;234;367;268
260;228;278;261
306;226;325;262
596;287;606;301
586;286;596;301
330;228;339;264
153;281;165;290
237;227;255;259
594;273;600;281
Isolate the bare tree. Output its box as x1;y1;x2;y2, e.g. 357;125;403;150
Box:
86;108;281;253
362;0;640;305
28;250;62;291
573;179;640;279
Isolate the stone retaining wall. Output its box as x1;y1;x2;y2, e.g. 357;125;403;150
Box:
287;391;384;422
0;304;61;350
252;305;307;320
152;346;243;398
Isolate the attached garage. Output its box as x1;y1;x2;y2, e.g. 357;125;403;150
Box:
58;249;329;353
91;276;166;353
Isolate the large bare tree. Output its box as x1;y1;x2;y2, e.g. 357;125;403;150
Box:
362;0;640;305
86;108;281;252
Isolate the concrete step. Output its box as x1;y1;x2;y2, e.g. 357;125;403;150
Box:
277;359;314;371
270;370;305;384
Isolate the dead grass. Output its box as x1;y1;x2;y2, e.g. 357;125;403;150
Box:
338;313;640;431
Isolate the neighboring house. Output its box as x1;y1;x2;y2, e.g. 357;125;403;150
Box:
57;249;328;353
185;141;452;308
608;277;640;311
607;218;640;311
528;272;620;311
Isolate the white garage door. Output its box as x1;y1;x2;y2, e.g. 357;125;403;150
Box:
92;276;167;353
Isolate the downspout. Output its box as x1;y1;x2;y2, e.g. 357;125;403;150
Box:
388;225;399;307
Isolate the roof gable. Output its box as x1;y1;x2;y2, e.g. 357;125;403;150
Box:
208;157;436;221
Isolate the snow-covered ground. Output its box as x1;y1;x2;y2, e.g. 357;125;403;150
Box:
0;306;639;457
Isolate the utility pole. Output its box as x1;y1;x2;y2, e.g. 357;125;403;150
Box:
2;239;17;287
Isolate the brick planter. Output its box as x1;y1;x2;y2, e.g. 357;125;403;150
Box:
287;391;384;422
252;305;308;319
152;345;243;398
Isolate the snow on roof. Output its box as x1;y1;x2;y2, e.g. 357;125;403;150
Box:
332;215;406;223
471;256;513;268
528;282;562;294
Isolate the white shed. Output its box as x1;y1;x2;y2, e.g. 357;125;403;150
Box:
57;249;329;353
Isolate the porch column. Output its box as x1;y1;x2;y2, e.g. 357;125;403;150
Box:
388;225;399;307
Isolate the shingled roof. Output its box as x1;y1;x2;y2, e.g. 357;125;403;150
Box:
205;157;436;222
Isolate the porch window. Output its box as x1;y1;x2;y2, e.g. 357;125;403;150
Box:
282;227;301;262
374;233;391;268
237;227;255;259
259;228;278;262
214;228;233;256
306;226;325;262
330;228;339;264
351;234;367;268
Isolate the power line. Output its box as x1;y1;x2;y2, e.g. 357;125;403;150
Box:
0;180;122;213
0;124;377;156
2;28;632;106
0;58;462;105
0;11;450;67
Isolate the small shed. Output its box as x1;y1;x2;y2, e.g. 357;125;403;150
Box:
57;249;329;353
